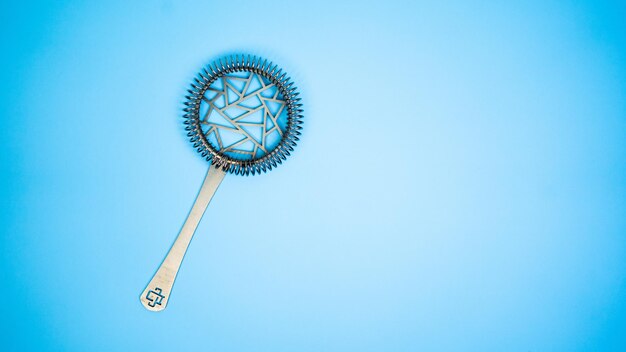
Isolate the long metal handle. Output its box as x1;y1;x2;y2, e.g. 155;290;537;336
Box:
140;164;226;311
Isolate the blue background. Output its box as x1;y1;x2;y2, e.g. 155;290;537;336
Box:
1;0;625;351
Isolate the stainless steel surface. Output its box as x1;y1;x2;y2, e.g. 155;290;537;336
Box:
199;71;287;161
140;165;226;311
184;55;304;175
141;55;303;311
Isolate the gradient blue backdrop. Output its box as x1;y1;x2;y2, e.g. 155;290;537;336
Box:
1;0;625;351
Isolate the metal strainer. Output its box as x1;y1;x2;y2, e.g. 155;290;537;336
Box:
140;55;303;311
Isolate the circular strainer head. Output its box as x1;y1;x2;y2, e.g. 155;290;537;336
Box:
184;55;303;175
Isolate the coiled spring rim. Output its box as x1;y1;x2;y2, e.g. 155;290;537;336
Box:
183;55;304;176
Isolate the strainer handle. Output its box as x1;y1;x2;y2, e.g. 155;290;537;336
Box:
140;164;226;311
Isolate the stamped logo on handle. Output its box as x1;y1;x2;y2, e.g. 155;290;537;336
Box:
145;287;165;307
